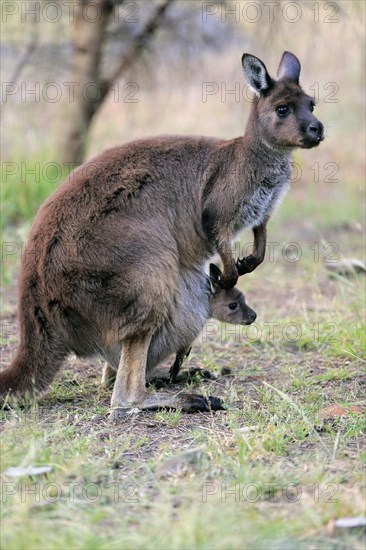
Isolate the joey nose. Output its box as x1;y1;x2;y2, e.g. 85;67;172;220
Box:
248;310;257;323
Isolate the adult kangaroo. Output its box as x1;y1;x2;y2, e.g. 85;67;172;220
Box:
0;52;324;415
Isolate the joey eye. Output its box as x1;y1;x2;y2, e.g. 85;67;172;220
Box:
276;105;289;117
310;103;315;112
228;303;237;311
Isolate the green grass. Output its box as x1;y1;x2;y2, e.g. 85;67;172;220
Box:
1;371;365;550
1;152;69;231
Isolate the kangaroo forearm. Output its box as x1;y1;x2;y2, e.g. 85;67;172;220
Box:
253;222;267;262
202;208;238;289
216;237;239;289
237;222;267;275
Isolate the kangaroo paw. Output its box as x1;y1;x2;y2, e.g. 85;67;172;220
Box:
236;254;258;275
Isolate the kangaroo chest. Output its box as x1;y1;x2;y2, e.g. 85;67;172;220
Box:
237;165;291;230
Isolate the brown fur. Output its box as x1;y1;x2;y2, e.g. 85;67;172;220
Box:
0;52;323;413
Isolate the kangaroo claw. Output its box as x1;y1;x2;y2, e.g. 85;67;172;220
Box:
236;255;258;275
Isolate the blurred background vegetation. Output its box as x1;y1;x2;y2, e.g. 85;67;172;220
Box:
1;0;365;242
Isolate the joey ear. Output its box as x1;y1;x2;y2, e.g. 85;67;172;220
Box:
242;53;272;95
209;263;222;292
277;51;301;83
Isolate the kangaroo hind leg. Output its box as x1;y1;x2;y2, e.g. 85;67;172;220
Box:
110;333;151;420
109;337;225;420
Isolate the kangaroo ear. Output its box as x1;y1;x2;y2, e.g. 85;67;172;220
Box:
242;54;272;95
277;51;301;83
209;263;222;292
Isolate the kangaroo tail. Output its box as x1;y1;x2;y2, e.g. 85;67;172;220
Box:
0;342;66;401
0;293;67;401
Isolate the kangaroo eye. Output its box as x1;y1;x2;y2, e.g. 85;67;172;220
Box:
310;103;315;112
228;303;237;311
276;105;289;117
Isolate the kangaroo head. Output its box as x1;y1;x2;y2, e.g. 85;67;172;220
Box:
208;264;257;325
242;51;324;150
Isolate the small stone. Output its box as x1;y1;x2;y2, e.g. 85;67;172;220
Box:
155;448;205;479
328;517;366;535
334;517;366;529
325;259;366;277
3;466;52;478
237;426;258;433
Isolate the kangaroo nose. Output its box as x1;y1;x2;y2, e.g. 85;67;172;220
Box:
308;121;324;139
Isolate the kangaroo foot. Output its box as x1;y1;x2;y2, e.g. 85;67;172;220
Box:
141;392;224;412
109;390;225;420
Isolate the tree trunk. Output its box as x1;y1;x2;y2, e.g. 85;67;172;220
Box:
60;0;111;166
60;0;173;167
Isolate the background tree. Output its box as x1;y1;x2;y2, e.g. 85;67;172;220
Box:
60;0;174;165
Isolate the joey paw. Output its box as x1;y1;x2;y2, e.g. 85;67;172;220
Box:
175;368;217;383
147;376;170;389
